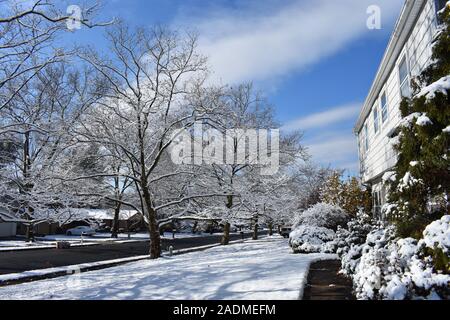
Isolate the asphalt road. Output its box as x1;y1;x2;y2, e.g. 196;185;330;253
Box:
0;231;267;275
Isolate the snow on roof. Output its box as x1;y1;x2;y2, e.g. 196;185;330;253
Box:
69;208;139;221
0;206;140;223
0;207;27;223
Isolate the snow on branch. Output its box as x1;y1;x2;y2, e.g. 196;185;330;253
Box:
416;75;450;101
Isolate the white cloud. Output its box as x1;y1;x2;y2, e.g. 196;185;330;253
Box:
174;0;403;84
282;103;361;131
169;0;402;175
306;133;358;172
307;134;357;161
281;102;361;173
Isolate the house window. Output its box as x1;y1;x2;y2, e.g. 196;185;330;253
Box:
381;93;388;123
373;107;379;134
373;187;388;220
399;57;411;98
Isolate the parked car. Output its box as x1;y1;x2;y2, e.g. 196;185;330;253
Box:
280;226;292;238
66;226;96;236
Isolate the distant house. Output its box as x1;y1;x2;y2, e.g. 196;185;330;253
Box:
59;208;146;233
354;0;448;218
16;221;60;237
85;209;145;232
0;206;27;238
1;205;146;237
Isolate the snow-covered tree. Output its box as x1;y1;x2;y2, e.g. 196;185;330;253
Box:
0;0;112;114
0;63;103;240
76;24;228;258
196;83;307;244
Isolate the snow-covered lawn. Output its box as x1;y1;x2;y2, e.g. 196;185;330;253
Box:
36;233;148;242
0;236;112;251
0;240;48;248
0;236;336;300
0;241;97;251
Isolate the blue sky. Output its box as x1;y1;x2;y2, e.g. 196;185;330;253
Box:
62;0;405;175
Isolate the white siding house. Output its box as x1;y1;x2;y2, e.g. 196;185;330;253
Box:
354;0;448;218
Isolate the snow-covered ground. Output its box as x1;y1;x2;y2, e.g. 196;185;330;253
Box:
0;241;97;251
0;236;113;251
0;240;49;248
36;233;149;242
0;236;336;300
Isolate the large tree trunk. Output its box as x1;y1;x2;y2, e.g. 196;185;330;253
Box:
141;181;161;259
145;204;161;259
252;217;258;240
111;203;121;238
144;200;161;259
221;222;231;245
25;224;33;243
143;189;161;259
268;222;273;236
147;212;161;259
137;115;161;259
221;195;233;245
111;175;122;238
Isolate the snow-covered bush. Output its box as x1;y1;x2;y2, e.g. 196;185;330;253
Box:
351;226;396;299
420;215;449;254
330;210;375;275
293;202;349;231
289;225;335;254
289;203;349;254
342;215;450;300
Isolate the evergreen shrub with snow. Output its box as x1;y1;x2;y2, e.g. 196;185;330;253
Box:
330;210;375;274
384;5;450;238
341;215;450;300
